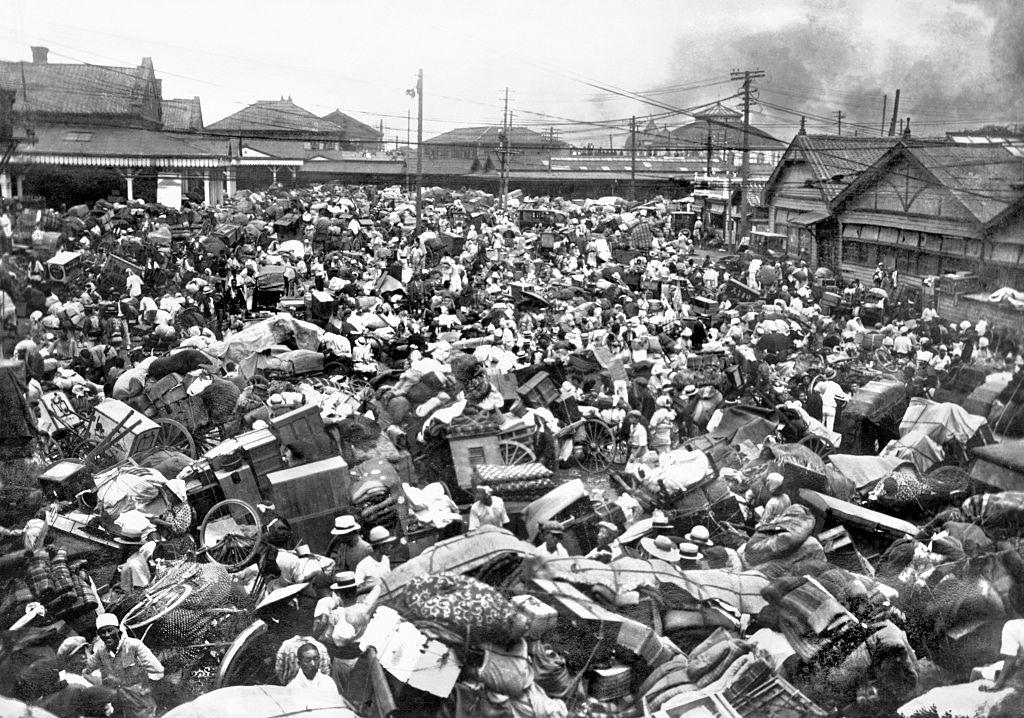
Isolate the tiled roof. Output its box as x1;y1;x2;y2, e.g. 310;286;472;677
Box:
161;97;203;132
795;134;900;200
299;159;405;175
626;117;784;151
0;59;155;119
909;143;1024;226
205;99;342;134
425;125;567;148
321;110;381;142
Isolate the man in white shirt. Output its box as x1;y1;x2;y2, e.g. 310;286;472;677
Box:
354;527;394;588
815;376;849;432
538;522;569;557
982;618;1024;691
288;643;338;697
468;485;510;530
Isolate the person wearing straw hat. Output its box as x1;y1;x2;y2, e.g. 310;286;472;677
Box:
586;521;623;562
115;522;158;594
147;479;194;558
640;534;681;563
677;541;706;569
328;515;371;574
313;571;378;664
686;525;742;571
88;613;164;718
354;527;395;589
538;522;569;558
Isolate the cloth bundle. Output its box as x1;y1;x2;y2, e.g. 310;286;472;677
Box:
480;640;533;698
529;641;571;699
401;573;527;645
761;575;858;661
742;504;817;568
961;491;1024;533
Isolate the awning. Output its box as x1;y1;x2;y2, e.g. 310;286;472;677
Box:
787;209;830;227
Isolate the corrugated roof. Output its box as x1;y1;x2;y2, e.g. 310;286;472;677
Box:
161;97;203;132
16;124;227;157
206;98;342;134
321;109;381;142
627;118;784;151
299;159;405;175
0;59;156;120
425;125;567;148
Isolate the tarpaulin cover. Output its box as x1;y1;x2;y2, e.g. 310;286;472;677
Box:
380;526;538;600
964;373;1012;417
162;686;356;718
95;465;167;517
880;430;945;475
828;454;908;490
209;314;324;364
843;380;906;424
522;479;586;540
899;398;988;445
710;405;779;447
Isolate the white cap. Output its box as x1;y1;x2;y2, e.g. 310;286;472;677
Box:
96;613;119;629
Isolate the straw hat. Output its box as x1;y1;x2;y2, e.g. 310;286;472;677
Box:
678;542;704;562
368;526;396;545
329;571;360;592
640;535;681;562
542;521;564;536
684;525;714;547
331;515;361;535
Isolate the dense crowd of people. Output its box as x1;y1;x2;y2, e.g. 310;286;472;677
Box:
2;183;1024;718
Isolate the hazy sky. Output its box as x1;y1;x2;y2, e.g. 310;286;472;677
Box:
2;0;1021;147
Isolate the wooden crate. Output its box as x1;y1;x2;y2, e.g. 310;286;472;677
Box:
269;405;333;461
267;456;351;554
448;434;501;489
518;371;559;408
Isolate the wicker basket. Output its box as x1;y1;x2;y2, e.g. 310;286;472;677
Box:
589;664;632;701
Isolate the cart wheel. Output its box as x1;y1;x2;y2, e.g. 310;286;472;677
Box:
191;424;224;456
798;434;835;460
199;499;264;571
152;417;197;459
577;419;616;471
499;440;536;465
215;619;273;689
122;583;193;631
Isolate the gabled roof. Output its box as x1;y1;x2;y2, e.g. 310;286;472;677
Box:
0;58;157;120
693;102;742;120
425;125;567;148
161;97;203;132
321;109;381;142
205;98;341;134
16;124;227;158
763;133;901;207
832;140;1024;228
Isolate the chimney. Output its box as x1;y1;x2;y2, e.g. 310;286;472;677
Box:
30;46;48;64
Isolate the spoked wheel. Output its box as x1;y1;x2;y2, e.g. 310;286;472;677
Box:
499;440;536;465
38;435;65;463
216;619;275;689
191;424;224;456
199;499;264;571
576;418;616;471
798;434;835;460
152;417;198;459
122;583;193;631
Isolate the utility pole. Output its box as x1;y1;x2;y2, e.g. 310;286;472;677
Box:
414;69;423;235
730;68;764;249
629;115;637;201
888;89;901;137
880;95;888;137
405;109;411;193
705;131;713;177
499;87;509;213
834;110;845;136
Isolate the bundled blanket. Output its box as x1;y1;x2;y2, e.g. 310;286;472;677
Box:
398;573;527;645
742;504;818;568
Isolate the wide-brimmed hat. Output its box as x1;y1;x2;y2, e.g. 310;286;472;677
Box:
368;526;396;545
685;525;714;547
330;570;360;591
115;522;156;545
678;542;704;562
331;515;361;535
640;535;681;562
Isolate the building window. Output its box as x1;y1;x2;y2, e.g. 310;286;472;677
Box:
63;131;92;142
303;141;312;150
